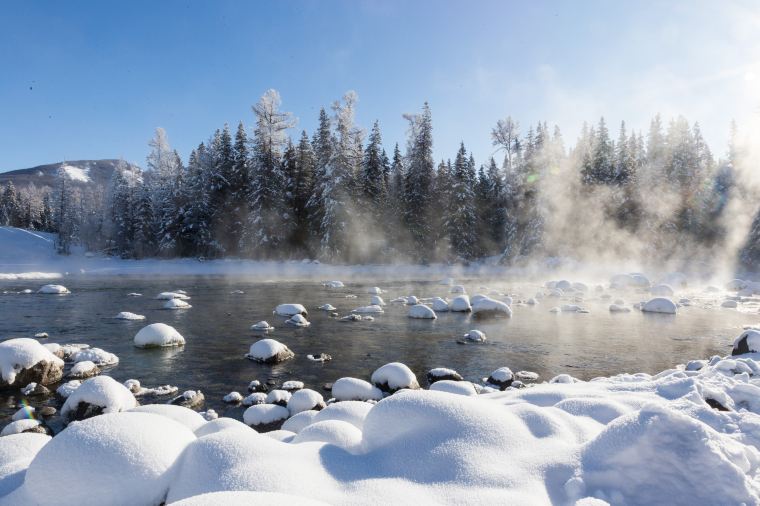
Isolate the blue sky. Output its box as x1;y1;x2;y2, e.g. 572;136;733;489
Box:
0;0;758;171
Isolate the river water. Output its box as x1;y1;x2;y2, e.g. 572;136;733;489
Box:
0;275;755;426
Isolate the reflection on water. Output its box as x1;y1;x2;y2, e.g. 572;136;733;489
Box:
0;276;755;425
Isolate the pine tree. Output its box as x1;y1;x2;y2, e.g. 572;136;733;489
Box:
361;120;386;214
53;165;78;254
305;108;333;254
402;102;435;261
242;89;295;258
182;145;214;256
446;143;478;260
228;121;250;254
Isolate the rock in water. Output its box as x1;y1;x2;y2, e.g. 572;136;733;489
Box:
246;339;295;364
134;323;185;348
732;329;760;356
486;367;515;390
371;362;420;394
0;338;64;389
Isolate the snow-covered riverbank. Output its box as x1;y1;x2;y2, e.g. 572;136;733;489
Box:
2;348;760;505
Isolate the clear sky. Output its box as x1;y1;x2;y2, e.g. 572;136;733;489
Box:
0;0;758;172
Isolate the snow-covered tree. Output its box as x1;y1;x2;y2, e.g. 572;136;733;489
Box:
402;102;435;261
446;143;478;260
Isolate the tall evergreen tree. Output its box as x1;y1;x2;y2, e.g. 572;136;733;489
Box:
402;102;435;261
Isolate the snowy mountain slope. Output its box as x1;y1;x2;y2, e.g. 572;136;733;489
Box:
0;160;141;192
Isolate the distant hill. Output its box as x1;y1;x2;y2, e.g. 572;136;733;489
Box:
0;159;141;192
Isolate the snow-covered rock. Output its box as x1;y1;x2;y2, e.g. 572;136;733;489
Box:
61;376;137;423
0;338;64;388
285;313;311;327
163;298;192;310
721;299;739;308
223;391;243;403
250;321;275;332
20;412;195;506
37;284;69;294
1;419;46;437
450;295;472;312
282;410;320;433
450;285;466;294
0;432;50;494
71;347;119;366
371;362;419;393
246;339;294;364
431;297;449;311
732;329;760;355
134;323;185;348
155;291;190;300
287;389;326;415
462;329;487;342
367;287;383;295
405;295;419;305
274;303;307;316
266;389;292;407
243;404;290;432
408;304;436;319
332;377;384;402
609;304;631;313
67;360;100;380
282;380;304;392
426;368;463;384
171;390;205;410
486;367;514;390
113;311;146;320
318;304;336;311
727;279;748;291
323;280;344;289
472;297;512;317
370;295;385;306
56;380;80;398
641;297;677;314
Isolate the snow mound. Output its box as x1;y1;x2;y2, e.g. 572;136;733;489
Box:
486;367;514;390
367;287;383;295
129;404;207;432
323;280;344;289
371;362;420;393
134;323;185;348
450;284;466;294
431;297;449;311
332;377;383;402
243;404;290;430
274;303;307;316
287;389;326;416
408;304;436;319
641;297;677;314
472;296;512;317
1;419;43;437
463;329;486;342
0;338;63;386
36;284;69;294
21;412;195;506
722;299;739;309
61;376;137;422
291;419;363;450
282;410;320;433
0;433;50;495
429;380;477;396
450;294;472;312
311;401;373;431
113;311;145;320
171;491;330;505
370;295;385;306
246;339;294;364
608;304;631;313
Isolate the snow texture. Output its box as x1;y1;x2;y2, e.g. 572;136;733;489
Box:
0;338;63;385
134;323;185;348
61;376;137;421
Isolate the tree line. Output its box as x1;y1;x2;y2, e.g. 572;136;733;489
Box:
0;89;754;270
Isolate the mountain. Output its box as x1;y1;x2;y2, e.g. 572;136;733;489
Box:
0;159;141;192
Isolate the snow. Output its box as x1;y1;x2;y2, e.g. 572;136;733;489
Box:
134;323;185;348
371;362;419;392
331;377;384;402
408;304;436;319
471;296;512;317
243;404;290;427
61;165;91;183
733;329;760;355
287;389;326;415
60;376;137;421
318;304;336;311
608;304;631;313
242;392;268;406
36;284;69;294
282;410;320;433
450;294;472;312
367;287;383;295
19;412;194;506
129;404;207;432
69;360;97;377
641;297;678;314
323;280;344;288
113;311;145;320
0;433;49;495
71;347;119;366
285;313;311;327
55;380;80;398
291;419;363;450
163;298;192;309
0;338;63;385
429;380;478;396
450;284;466;294
722;299;739;308
650;283;675;296
223;391;243;403
351;305;384;314
266;390;291;406
0;420;42;437
274;303;307;316
370;295;385;306
246;339;294;364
